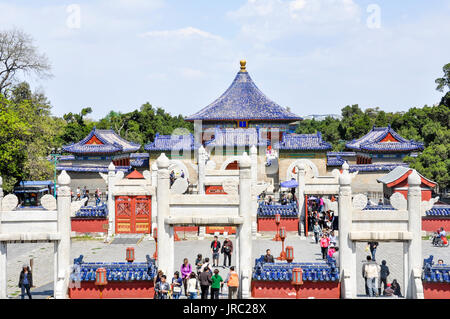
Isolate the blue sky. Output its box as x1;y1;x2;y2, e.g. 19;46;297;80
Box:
1;0;449;120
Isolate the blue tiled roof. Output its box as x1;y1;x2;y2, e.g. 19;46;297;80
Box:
186;64;302;122
346;125;424;153
274;132;332;151
56;164;131;173
422;255;450;283
363;205;396;210
257;203;298;218
144;133;200;151
327;155;345;166
327;152;356;157
425;206;450;217
252;255;339;282
73;204;108;219
348;163;409;172
70;255;157;282
62;128;141;155
205;127;265;148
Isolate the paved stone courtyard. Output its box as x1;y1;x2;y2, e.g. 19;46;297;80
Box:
6;233;450;298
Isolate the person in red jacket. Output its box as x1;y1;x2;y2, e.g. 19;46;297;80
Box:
320;233;330;260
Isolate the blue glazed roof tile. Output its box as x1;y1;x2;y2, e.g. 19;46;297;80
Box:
56;164;131;173
186;62;302;122
346;125;424;153
62;128;141;155
348;163;409;172
275;132;332;151
144;133;200;151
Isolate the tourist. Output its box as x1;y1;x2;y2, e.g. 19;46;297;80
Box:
95;188;101;206
328;245;336;258
378;199;383;206
329;230;337;247
180;258;192;296
320;233;330;260
200;257;211;273
438;259;444;265
210;269;223;299
264;249;274;263
367;241;379;261
18;264;32;299
181;170;185;178
384;283;395;297
171;271;183;299
76;187;81;200
225;266;239;299
84;190;90;206
313;221;321;244
362;255;380;297
154;270;164;299
195;253;204;275
222;237;233;268
187;272;200;299
211;236;221;267
155;275;170;299
391;279;402;297
199;267;212;299
319;197;324;212
379;260;390;296
331;247;339;267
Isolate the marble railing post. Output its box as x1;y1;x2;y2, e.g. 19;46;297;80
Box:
238;152;252;299
250;145;258;237
107;162;116;240
156;153;174;280
55;170;72;299
296;163;306;237
338;162;356;298
151;162;158;232
407;170;423;299
198;146;206;195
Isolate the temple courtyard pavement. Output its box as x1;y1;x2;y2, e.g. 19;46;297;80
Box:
5;233;450;298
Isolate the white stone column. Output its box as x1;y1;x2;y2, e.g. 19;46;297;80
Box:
107;162;116;240
156;153;174;281
250;145;258;238
0;176;3;233
238;153;252;299
55;170;72;299
151;162;158;231
407;170;423;299
338;162;356;298
296;164;306;237
0;242;6;299
198;146;206;195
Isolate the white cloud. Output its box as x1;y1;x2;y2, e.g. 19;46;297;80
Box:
228;0;362;43
140;27;223;41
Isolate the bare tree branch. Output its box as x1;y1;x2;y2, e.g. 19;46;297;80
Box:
0;28;52;95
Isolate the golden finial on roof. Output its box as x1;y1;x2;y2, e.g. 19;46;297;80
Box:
240;60;247;72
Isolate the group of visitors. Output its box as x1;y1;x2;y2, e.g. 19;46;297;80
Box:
169;169;185;187
308;201;336;232
71;186;103;206
258;190;297;206
154;236;238;299
362;255;402;298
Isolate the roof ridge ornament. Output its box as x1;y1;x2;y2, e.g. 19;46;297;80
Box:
240;60;247;72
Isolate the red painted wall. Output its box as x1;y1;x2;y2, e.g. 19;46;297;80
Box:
71;218;108;233
251;281;340;299
69;281;155;299
174;226;199;232
258;218;299;232
423;283;450;299
422;218;450;232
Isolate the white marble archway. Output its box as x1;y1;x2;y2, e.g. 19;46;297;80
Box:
220;156;243;171
168;160;190;179
286;159;319;181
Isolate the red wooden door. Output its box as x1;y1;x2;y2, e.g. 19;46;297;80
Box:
115;196;151;234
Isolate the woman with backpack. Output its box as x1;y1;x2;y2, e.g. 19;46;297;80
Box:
187;272;200;299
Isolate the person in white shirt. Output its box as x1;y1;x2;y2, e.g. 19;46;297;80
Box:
187;272;199;299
